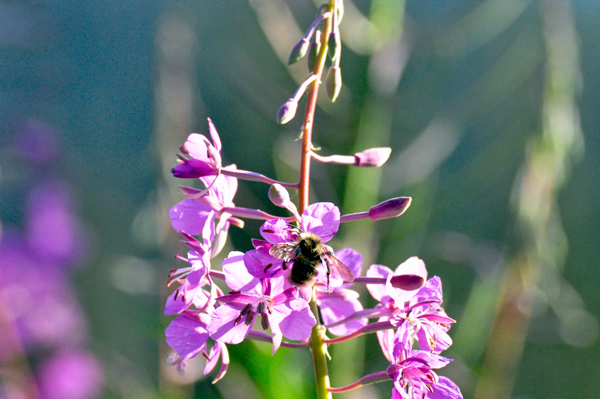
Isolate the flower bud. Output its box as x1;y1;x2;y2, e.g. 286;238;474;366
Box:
354;147;392;167
277;99;298;124
288;37;310;65
328;31;339;61
269;184;301;221
269;184;291;207
368;197;412;221
389;274;425;291
307;40;320;72
325;66;342;102
171;159;216;178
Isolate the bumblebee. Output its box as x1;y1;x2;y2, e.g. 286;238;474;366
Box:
269;230;354;289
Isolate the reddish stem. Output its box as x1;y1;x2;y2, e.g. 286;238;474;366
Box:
328;371;391;393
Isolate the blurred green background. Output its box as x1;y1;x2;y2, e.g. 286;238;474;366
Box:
2;0;599;398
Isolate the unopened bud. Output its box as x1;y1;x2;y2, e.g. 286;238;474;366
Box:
288;37;311;65
269;184;291;207
277;99;298;124
368;197;412;221
307;40;320;72
325;66;342;102
328;31;340;61
269;184;301;221
386;363;401;376
354;147;392;167
390;274;425;291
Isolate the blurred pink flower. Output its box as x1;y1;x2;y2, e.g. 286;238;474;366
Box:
38;350;103;399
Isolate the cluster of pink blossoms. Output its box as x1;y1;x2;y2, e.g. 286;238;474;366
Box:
164;120;462;399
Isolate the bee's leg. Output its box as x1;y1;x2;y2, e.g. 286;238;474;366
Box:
321;256;331;291
287;225;302;239
281;260;287;270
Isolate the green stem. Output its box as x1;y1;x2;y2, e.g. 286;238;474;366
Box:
309;292;332;399
296;1;335;398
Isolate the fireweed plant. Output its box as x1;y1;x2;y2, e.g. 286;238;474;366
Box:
164;1;462;398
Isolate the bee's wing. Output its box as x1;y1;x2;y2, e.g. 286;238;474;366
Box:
323;254;355;283
269;243;297;261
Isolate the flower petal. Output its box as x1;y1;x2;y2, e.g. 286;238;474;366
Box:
259;219;293;244
428;376;463;399
335;248;363;286
184;133;212;162
169;199;213;236
366;264;393;304
164;284;207;315
211;342;230;384
318;289;366;336
207;119;222;153
301;202;340;242
165;313;209;359
273;298;316;341
208;303;254;345
222;251;260;293
243;248;286;280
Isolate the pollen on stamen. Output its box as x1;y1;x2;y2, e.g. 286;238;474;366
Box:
260;313;270;330
264;263;272;272
262;228;275;233
179;145;189;155
234;315;242;325
240;303;252;315
245;311;255;326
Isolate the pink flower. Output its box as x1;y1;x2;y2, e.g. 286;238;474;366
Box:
387;349;461;399
207;252;316;354
38;350;103;399
171;118;222;179
169;167;238;246
165;222;217;315
394;277;455;355
366;257;428;360
165;311;229;382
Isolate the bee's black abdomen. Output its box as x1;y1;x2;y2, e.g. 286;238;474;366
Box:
290;258;318;285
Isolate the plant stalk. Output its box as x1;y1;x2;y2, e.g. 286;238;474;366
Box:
297;1;335;398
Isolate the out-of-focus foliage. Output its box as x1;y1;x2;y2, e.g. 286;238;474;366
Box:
2;0;600;398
